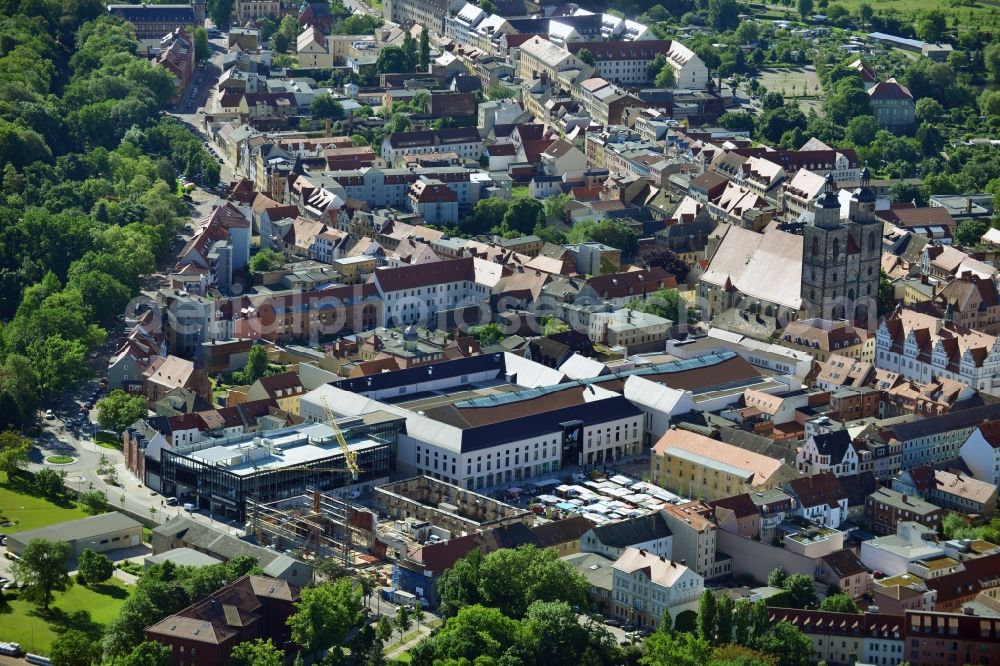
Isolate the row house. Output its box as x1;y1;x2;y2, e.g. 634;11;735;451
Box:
876;307;1000;395
893;465;998;517
381;127;483;163
323;166;481;210
371;257;491;327
768;609;905;666
786;472;849;529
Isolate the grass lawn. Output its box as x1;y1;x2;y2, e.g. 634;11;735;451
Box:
0;473;88;533
44;456;74;465
511;185;530;199
94;431;121;450
0;578;132;656
832;0;1000;31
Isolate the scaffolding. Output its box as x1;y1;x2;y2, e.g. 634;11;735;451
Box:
246;488;377;566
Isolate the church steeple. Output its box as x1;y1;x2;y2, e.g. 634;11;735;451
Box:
814;173;841;228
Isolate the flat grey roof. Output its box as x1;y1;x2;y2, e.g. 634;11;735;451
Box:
9;512;141;544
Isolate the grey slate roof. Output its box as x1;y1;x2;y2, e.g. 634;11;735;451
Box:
587;513;671;548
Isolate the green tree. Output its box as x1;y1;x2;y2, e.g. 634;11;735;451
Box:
487;85;516;100
12;538;73;610
953;219;989;248
641;631;711;666
697;590;717;643
249;248;285;275
287;578;364;656
0;355;40;430
29;335;93;394
825;79;872;126
767;567;787;588
500;198;544;236
716;594;734;644
402;31;417;71
916;10;946;43
856;2;873;25
878;270;895;316
50;629;101;666
0;430;32;476
753;622;812;666
376;615;394;643
732;598;752;646
577;48;596;66
230;638;284;666
750;600;769;638
79;490;108;515
655;64;677;89
845;115;879;146
438;546;588;620
544;192;571;223
469;323;505;346
110;641;173;666
708;0;740;31
565;219;639;258
818;594;861;613
630;288;694;325
240;345;270;385
986;42;1000;84
797;0;813;19
312;94;345;120
207;0;234;28
395;604;412;641
418;27;430;70
34;468;65;499
97;390;148;433
193;27;209;61
77;548;114;585
784;574;818;609
915;97;945;123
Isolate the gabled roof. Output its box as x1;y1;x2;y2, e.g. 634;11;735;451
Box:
787;472;848;509
811;429;853;462
588;513;671;548
372;257;476;292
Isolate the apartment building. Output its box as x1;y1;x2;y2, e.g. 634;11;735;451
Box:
381;127;483;162
796;430;860;477
959;420;1000;488
865;487;943;536
324;166;481;209
651;428;799;501
660;501;730;579
564;40;697;87
371;257;491;327
611;548;704;629
904;611;1000;666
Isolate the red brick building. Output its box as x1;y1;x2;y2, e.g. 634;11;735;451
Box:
904;610;1000;666
146;575;299;665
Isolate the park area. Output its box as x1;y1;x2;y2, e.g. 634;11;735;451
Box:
0;579;132;655
0;472;132;655
755;67;821;98
0;472;88;534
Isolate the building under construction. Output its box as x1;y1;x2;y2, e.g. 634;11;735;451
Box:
159;417;398;521
247;489;381;565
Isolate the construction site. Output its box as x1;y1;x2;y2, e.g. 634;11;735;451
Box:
246;489;385;567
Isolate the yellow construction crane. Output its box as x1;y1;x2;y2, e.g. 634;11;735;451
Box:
319;395;360;481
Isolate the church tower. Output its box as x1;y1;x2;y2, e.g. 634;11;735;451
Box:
800;173;850;318
846;167;882;322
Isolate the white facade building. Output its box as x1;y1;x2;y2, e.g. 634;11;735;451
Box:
611;547;704;629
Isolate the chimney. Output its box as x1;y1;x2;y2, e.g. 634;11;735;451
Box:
680;559;686;566
639;548;646;556
967;198;972;214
